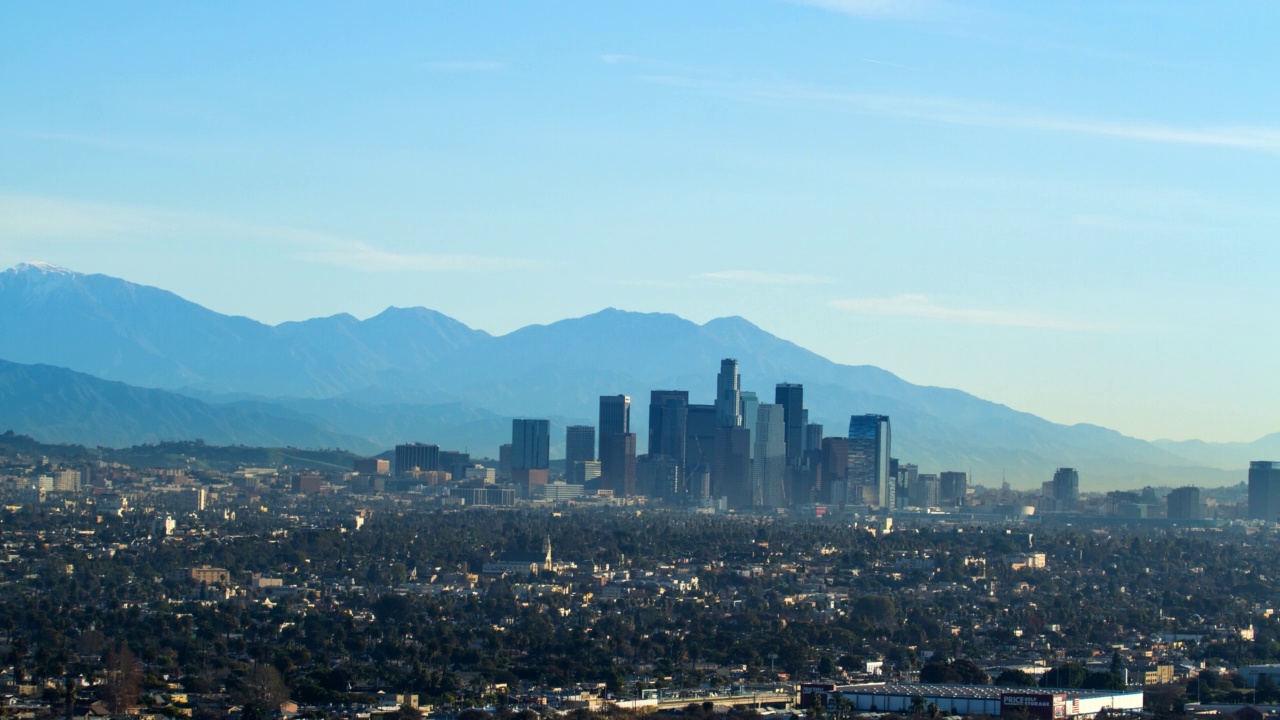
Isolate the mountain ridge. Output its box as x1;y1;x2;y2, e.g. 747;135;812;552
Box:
0;262;1267;488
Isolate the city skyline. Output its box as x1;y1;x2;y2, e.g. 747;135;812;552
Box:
2;3;1278;445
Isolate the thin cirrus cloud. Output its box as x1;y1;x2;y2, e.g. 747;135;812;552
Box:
831;294;1103;331
297;243;537;273
638;75;1280;154
0;193;533;274
787;0;946;20
696;270;836;285
421;60;506;72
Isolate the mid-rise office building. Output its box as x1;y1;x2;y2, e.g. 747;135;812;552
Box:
395;443;440;477
939;470;968;507
566;425;595;467
1052;467;1080;511
910;473;940;509
568;459;602;485
353;457;390;475
1248;461;1280;522
638;454;681;500
1166;486;1202;520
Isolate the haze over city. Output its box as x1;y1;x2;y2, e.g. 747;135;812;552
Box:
2;2;1278;445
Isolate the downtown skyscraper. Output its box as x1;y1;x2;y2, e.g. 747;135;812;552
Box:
848;414;891;507
599;395;635;496
715;358;742;428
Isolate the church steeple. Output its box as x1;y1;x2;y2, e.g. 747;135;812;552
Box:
542;534;552;572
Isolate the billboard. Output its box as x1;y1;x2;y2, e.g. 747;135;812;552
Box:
1001;692;1066;720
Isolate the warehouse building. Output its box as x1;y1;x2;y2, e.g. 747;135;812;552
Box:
805;683;1143;719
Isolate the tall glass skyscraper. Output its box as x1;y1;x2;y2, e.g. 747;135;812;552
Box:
649;390;689;473
715;358;741;428
848;414;891;507
775;383;805;464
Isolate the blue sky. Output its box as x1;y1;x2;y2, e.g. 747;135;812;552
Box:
1;1;1277;444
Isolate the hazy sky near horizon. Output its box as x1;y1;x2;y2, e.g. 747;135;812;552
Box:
1;2;1277;444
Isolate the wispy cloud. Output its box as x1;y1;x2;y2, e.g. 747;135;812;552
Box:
421;60;505;72
641;75;1280;153
0;194;534;274
788;0;968;22
831;294;1102;330
298;243;536;273
696;270;835;285
862;58;916;70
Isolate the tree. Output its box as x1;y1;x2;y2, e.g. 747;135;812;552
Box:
1081;672;1126;691
235;664;290;720
995;670;1038;687
1040;664;1087;689
103;641;142;715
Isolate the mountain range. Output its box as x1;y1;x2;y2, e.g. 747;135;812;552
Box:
0;262;1270;489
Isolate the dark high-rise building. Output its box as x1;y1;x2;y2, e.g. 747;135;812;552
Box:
395;443;440;477
1052;467;1080;511
805;423;824;455
716;359;742;428
512;419;550;493
599;394;630;454
600;432;637;496
685;404;717;487
1248;461;1280;522
894;462;918;510
498;443;513;480
1167;486;1202;521
848;415;891;507
637;454;680;500
714;425;753;509
775;383;805;465
910;473;940;509
439;451;471;481
648;390;689;473
566;425;595;467
821;437;851;505
512;420;550;470
939;471;968;507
